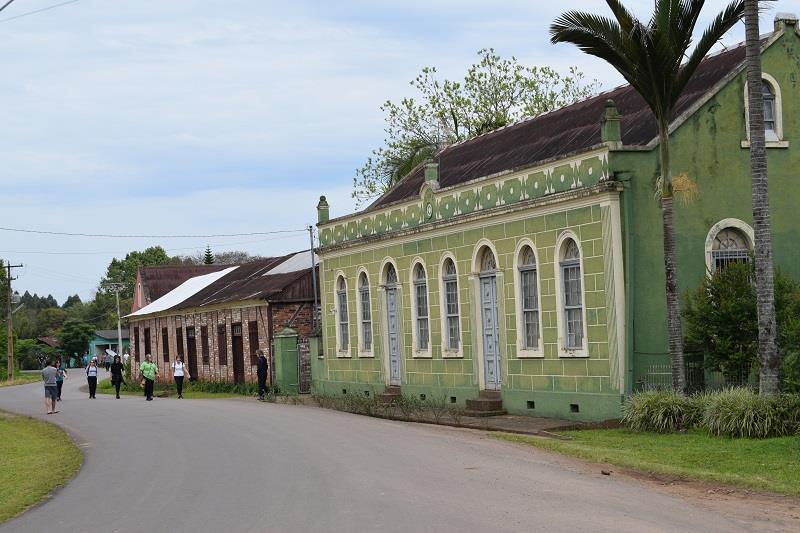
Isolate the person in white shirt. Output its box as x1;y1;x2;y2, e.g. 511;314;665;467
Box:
86;360;99;399
171;356;190;399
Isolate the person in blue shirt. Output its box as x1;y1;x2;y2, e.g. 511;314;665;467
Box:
55;358;67;401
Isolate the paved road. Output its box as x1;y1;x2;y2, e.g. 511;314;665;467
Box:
0;375;764;533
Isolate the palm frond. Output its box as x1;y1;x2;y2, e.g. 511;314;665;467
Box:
674;0;744;98
550;11;638;90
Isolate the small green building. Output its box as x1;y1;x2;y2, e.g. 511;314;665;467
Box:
314;16;800;421
87;329;130;365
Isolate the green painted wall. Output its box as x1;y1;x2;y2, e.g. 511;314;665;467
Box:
316;189;625;422
612;27;800;383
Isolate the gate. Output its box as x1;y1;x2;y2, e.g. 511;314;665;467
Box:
298;337;311;394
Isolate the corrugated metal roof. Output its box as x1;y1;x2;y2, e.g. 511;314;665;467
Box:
127;251;317;317
371;40;749;209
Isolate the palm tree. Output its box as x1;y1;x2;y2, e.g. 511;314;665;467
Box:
743;0;779;394
551;0;744;391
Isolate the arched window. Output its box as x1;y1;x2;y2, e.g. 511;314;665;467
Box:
711;227;751;272
358;273;372;352
560;238;583;350
762;81;777;140
442;258;460;351
385;263;398;285
480;247;497;272
413;263;429;351
744;75;784;145
336;276;349;352
518;246;540;350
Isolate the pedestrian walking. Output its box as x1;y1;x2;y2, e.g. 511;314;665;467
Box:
140;354;158;401
105;357;111;372
110;355;125;399
55;358;67;401
171;355;189;399
86;360;99;399
256;349;268;401
42;359;59;414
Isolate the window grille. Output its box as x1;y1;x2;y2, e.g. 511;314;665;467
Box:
414;264;429;350
442;258;460;350
359;274;372;351
560;239;583;349
337;277;349;351
518;247;540;349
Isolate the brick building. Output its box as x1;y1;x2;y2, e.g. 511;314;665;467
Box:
127;251;318;385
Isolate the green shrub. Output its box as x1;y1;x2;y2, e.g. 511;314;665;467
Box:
702;388;786;438
622;390;694;433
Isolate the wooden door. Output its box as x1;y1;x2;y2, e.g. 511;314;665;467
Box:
232;323;245;384
480;275;501;390
186;327;198;380
386;288;401;386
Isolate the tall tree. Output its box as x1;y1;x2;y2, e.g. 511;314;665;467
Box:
551;0;744;391
203;245;215;265
100;246;172;298
743;0;779;394
57;319;95;363
353;49;600;205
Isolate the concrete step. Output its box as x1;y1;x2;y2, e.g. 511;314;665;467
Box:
463;409;508;418
377;386;402;404
465;391;505;416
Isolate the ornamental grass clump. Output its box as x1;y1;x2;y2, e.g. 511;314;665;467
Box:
702;388;785;438
621;390;693;433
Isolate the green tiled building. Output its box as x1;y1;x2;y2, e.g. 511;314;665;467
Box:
313;16;800;421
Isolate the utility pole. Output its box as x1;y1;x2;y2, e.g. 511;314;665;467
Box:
107;283;125;365
6;262;23;381
308;226;319;334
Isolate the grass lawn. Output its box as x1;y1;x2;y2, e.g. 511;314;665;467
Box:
94;378;243;399
0;411;82;523
496;428;800;496
0;372;42;388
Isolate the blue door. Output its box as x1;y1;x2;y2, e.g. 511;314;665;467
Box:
480;275;501;390
387;288;401;386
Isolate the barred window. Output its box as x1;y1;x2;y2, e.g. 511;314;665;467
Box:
201;325;209;364
518;246;540;349
560;239;583;350
711;227;751;273
413;263;429;351
358;273;372;351
442;258;460;350
337;276;349;351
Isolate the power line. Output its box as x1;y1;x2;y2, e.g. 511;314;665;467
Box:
0;0;80;23
0;233;302;256
0;226;307;239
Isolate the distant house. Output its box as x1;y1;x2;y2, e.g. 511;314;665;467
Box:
127;251;318;385
132;264;234;314
36;336;60;350
88;330;130;363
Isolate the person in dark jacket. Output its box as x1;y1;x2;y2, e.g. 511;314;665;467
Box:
110;355;125;399
256;350;268;401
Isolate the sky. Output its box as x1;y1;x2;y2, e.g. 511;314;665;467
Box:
1;0;795;303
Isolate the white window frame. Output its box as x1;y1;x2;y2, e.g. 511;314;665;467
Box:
704;218;754;274
409;259;432;358
553;232;588;358
439;253;462;358
356;270;373;357
513;240;543;358
334;273;350;357
742;73;788;148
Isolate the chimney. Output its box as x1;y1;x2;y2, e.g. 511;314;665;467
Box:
317;195;330;224
601;99;621;145
775;13;798;32
424;161;439;189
